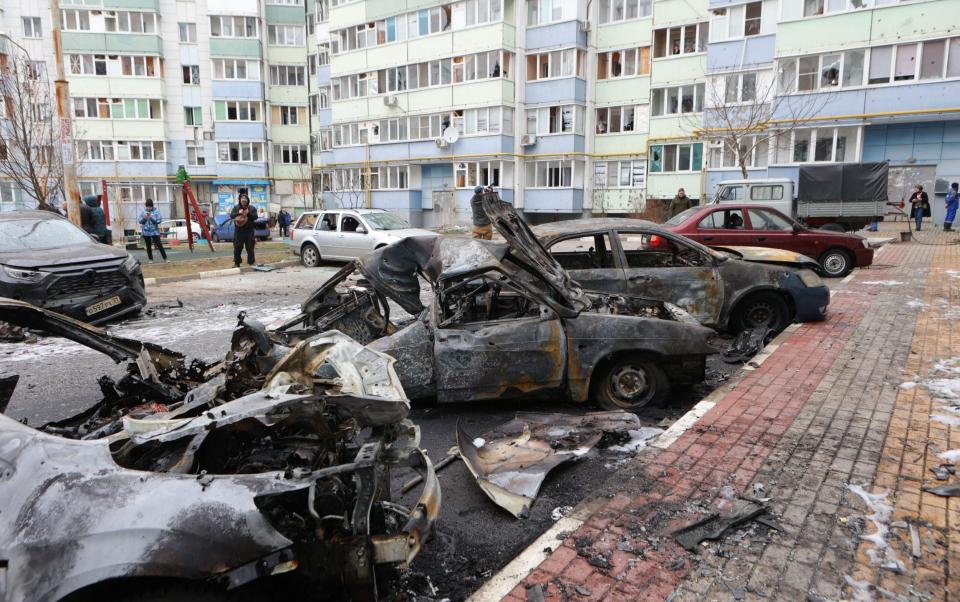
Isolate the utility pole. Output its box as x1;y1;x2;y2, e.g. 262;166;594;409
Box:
50;0;81;226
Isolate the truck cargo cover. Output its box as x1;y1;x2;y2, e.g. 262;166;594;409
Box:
799;162;888;203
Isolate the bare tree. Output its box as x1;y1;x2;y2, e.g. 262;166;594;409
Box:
0;54;80;211
694;70;831;180
591;162;610;217
327;168;364;209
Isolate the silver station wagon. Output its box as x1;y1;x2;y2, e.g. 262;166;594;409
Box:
289;208;437;265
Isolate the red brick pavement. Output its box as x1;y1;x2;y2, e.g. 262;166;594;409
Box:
503;289;875;601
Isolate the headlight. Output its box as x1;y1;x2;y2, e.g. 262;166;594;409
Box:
122;255;140;271
797;269;823;288
2;265;44;282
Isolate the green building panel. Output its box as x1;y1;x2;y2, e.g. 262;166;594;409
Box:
266;5;307;24
101;0;159;9
61;32;162;54
209;38;263;58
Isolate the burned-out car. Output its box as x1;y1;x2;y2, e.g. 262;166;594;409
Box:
0;299;439;602
275;195;717;411
531;218;830;333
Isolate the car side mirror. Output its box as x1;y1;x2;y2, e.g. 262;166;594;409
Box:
792;224;803;233
355;226;367;234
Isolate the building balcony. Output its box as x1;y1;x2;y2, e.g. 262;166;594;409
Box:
525;20;586;50
523;188;583;213
211;80;265;100
525;78;586;105
209;38;262;58
68;76;165;98
596;18;653;50
523;133;585;155
706;35;775;73
61;32;162;54
214;122;267;140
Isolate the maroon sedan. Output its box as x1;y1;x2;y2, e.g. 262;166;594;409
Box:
664;204;874;277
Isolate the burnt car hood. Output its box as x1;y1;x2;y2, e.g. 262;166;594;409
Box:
0;243;129;269
480;193;591;312
713;246;821;270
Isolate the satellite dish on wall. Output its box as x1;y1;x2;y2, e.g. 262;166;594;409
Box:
442;127;460;145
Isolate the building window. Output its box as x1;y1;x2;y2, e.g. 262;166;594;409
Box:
184;106;202;126
25;61;47;81
274;105;306;126
120;55;160;77
209;15;259;38
67;54;107;76
526;48;585;81
648;143;702;173
104;11;158;34
598;0;652;24
709;2;762;42
267;0;304;4
653;23;708;58
525;104;584;135
22;17;42;38
275;144;309;164
650;84;705;116
596;105;647;134
187;144;206;166
268;24;305;46
115;141;165;161
270;65;306;86
773;127;859;164
527;0;578;26
525;160;577;188
218;142;264;162
778;49;865;92
212;59;260;81
723;72;758;103
73;97;162;119
216;100;262;121
594;160;646;188
597;47;650;80
331;107;512;148
178;22;197;43
708;136;768;169
61;10;91;31
182;65;200;85
456;161;503;188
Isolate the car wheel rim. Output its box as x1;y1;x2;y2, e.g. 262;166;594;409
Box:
823;254;846;275
303;248;317;264
745;301;776;328
607;364;652;407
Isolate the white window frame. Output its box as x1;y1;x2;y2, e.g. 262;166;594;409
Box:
650;84;705;116
525;159;577;188
595;105;648;135
525;104;585;136
61;9;91;32
268;24;305;46
104;11;158;34
209;15;259;39
187;144;206;166
22;16;42;38
212;58;260;81
527;0;580;27
270;65;306;86
771;126;862;165
597;46;650;80
598;0;652;24
217;141;265;163
526;47;584;81
595;159;646;188
275;144;309;164
653;22;708;58
179;22;197;43
221;100;262;122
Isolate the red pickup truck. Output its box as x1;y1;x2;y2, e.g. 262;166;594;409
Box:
663;204;874;277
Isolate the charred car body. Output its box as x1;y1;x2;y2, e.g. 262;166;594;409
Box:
0;299;439;602
275;194;718;411
531;218;830;333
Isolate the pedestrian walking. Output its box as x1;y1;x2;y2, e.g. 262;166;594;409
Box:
668;188;692;219
231;192;258;267
278;208;291;239
945;182;959;232
78;195;95;234
84;195;108;243
138;199;167;263
909;185;930;231
470;185;492;240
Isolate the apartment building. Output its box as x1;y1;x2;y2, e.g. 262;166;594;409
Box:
0;0;315;224
704;0;959;217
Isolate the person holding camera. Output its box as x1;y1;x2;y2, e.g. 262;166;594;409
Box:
138;199;167;263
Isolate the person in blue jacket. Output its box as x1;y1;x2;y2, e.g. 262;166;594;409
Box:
945;182;959;232
138;199;167;263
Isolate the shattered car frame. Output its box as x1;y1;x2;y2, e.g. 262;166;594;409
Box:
0;299;439;602
276;193;717;411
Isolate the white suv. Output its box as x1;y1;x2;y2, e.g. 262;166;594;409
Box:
289;208;437;266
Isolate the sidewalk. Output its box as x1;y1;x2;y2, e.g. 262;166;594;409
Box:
491;235;959;601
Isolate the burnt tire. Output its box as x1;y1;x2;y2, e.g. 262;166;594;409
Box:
300;243;321;268
733;292;790;333
819;248;853;278
592;355;668;411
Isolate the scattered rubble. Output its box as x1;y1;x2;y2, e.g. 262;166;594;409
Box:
671;499;772;551
722;326;774;364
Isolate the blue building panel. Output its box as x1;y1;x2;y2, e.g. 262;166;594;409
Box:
524;134;584;155
317;64;331;85
706;35;776;72
372;190;423;210
214;122;268;140
83;162;170;179
167;141;218;177
365;136;512;162
771;89;867;122
523;189;583;213
863;82;960;118
525;21;585;50
317;108;332;128
211;81;265;100
214;162;269;178
525;78;587;105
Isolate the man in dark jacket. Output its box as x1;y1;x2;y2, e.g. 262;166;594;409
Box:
668;188;692;219
470;186;492;240
909;184;930;231
278;208;292;238
83;195;108;243
230;193;258;267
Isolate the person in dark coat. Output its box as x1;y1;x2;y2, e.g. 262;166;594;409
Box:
230;193;258;267
470;186;492;240
909;185;930;231
83;195;108;243
76;196;95;234
278;208;292;238
668;188;692;219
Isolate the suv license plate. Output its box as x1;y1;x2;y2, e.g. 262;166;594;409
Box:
85;296;121;316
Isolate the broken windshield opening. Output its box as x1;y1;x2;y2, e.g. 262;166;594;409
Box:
437;268;542;328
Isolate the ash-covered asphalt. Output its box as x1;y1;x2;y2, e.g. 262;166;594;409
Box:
0;263;738;602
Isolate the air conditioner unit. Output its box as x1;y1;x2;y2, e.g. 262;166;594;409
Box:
435;137;449;148
521;134;537;146
383;95;398;107
203;131;215;141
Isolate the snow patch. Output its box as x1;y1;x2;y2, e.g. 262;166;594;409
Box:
861;280;904;286
906;299;929;309
847;484;905;574
606;427;664;453
938;449;960;464
898;382;917;391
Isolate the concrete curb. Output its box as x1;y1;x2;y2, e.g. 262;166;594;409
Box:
143;259;300;287
466;322;803;602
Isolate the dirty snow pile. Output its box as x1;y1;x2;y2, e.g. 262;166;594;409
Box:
920;357;960;427
861;280;905;286
847;485;905;574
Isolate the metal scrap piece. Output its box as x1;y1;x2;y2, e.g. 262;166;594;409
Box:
671;500;767;551
922;483;960;497
457;411;642;518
